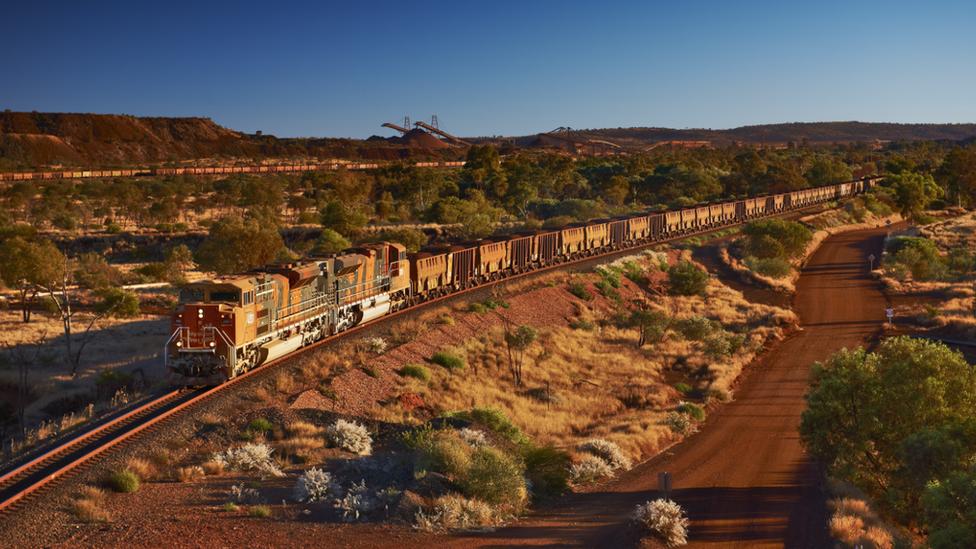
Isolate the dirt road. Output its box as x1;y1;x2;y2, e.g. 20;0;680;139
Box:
382;225;893;548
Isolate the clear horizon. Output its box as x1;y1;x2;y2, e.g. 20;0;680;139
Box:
3;1;974;140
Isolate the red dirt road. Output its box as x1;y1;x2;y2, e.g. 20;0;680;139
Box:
381;225;893;549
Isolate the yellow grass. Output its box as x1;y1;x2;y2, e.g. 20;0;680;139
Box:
70;485;111;523
826;482;900;549
125;458;156;482
370;252;793;463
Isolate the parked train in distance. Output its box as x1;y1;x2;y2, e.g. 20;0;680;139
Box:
0;161;465;182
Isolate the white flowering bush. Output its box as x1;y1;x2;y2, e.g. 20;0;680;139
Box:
211;442;283;478
569;454;615;485
337;480;379;522
414;494;501;532
636;499;689;547
457;427;491;449
293;468;341;503
326;419;373;455
363;336;388;354
578;438;632;471
662;411;696;436
229;483;263;505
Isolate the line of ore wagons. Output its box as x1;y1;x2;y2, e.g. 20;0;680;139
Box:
405;178;877;296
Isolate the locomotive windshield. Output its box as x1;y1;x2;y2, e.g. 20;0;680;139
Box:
179;289;205;302
210;290;241;303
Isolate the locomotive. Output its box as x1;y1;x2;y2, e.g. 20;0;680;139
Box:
165;176;881;385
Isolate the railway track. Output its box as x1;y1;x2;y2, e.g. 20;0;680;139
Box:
0;201;838;517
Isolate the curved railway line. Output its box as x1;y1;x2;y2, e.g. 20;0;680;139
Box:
0;197;854;518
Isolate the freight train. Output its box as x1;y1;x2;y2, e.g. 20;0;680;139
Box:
165;176;881;385
0;161;465;182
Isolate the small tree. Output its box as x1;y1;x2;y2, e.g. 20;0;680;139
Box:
41;256;141;377
665;261;709;296
0;237;64;323
1;332;49;438
504;325;537;388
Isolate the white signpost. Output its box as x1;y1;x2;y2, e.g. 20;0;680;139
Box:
869;254;875;271
887;308;894;329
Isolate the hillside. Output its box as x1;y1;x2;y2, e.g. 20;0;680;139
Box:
0;112;458;169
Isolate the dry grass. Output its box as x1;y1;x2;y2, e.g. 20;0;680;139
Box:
0;309;169;449
826;482;900;549
371;251;792;463
70;486;112;523
125;457;156;482
880;214;976;341
175;465;205;483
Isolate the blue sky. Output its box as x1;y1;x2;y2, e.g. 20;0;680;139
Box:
2;1;974;139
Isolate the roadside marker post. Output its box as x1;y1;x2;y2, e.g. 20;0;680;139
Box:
658;472;673;500
868;254;875;271
887;308;893;329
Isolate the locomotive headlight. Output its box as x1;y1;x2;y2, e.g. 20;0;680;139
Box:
198;309;204;318
176;341;182;347
209;341;216;348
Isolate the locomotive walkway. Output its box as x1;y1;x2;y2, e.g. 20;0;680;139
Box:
384;223;897;548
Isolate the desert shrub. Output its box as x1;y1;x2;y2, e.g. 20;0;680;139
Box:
742;218;812;260
431;351;465;371
596;267;622;288
211;442;284;478
336;480;383;522
176;466;205;483
522;442;572;500
125;458;155;482
71;486;111;523
250;505;272;518
249;417;272;432
229;483;263;505
106;223;122;234
397;423;442;450
438;315;455;325
702;333;732;360
441;406;527;445
665;261;709;296
222;502;238;512
155;222;173;233
674;382;693;393
457;427;491;449
674;315;718;341
578;439;631;471
570;454;615;484
108;469;140;493
568;282;594;301
134;262;170;282
400;363;431;382
677;401;706;421
623;261;644;283
414;494;501;532
569;319;597;331
325;419;373;455
744;256;794;279
458;446;527;506
362;336;388;354
636;499;689;547
293;467;341;503
296;211;319;224
416;430;472;477
662;412;695;436
468;302;486;314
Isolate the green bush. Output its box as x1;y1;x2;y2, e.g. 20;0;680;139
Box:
568;282;593;301
432;352;465;371
522;443;572;501
108;469;140;493
741;218;812;260
155;223;174;233
400;364;431;382
458;447;527;506
623;262;644;283
569;319;597;331
675;315;718;341
174;222;189;232
677;402;706;421
135;262;170;282
106;223;122;234
437;315;455;325
674;383;693;393
441;406;527;445
296;211;319;225
665;261;709;296
249;418;272;431
468;303;486;314
745;257;794;279
250;505;272;518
